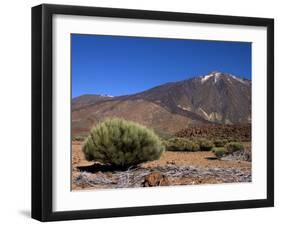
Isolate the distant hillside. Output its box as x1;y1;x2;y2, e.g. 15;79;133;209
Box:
72;71;251;137
72;94;113;111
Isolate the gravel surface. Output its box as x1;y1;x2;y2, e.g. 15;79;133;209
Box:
73;165;251;190
72;141;251;190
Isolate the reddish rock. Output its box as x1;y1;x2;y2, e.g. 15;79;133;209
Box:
175;124;251;142
166;160;176;165
143;172;170;187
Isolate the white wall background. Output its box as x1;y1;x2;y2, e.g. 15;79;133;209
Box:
0;0;279;225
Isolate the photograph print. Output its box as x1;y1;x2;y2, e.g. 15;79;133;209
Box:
71;34;252;191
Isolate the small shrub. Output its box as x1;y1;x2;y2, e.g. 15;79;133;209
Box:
166;138;199;152
83;118;164;168
184;140;200;152
225;142;244;154
196;138;214;151
212;147;227;158
213;139;228;147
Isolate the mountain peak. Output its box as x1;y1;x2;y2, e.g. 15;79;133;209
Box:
201;71;223;83
200;71;248;85
72;71;251;137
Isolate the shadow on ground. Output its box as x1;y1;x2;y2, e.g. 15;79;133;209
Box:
204;157;219;160
77;163;136;173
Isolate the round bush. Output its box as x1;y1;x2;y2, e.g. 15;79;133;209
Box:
166;138;199;152
225;142;244;154
197;138;214;151
83;118;164;168
213;139;228;147
212;147;227;158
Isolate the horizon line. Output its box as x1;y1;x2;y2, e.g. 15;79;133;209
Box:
72;71;251;99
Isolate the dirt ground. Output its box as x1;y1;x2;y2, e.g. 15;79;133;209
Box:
72;141;251;190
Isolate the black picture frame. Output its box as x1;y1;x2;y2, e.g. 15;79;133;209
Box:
32;3;274;222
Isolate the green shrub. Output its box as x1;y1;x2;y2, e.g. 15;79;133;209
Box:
213;139;228;147
165;138;200;152
212;147;227;158
83;118;164;168
225;142;244;154
196;138;214;151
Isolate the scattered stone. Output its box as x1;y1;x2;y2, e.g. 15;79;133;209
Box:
166;160;176;165
221;150;251;162
143;172;170;187
73;164;251;189
105;172;113;178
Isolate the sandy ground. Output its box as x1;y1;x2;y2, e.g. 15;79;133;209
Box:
72;141;251;190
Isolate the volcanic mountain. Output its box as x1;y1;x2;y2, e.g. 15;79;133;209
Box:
72;71;251;137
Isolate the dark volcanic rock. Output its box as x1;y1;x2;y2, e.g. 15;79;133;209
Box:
175;123;251;142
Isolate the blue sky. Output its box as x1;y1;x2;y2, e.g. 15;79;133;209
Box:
72;34;251;98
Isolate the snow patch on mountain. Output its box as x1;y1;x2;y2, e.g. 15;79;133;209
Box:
177;104;191;111
214;72;221;83
201;72;221;83
198;108;211;120
201;74;213;83
100;94;114;97
200;72;248;85
230;75;247;84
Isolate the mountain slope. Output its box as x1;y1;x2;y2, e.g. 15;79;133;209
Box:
72;71;251;137
72;94;113;111
131;71;251;124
